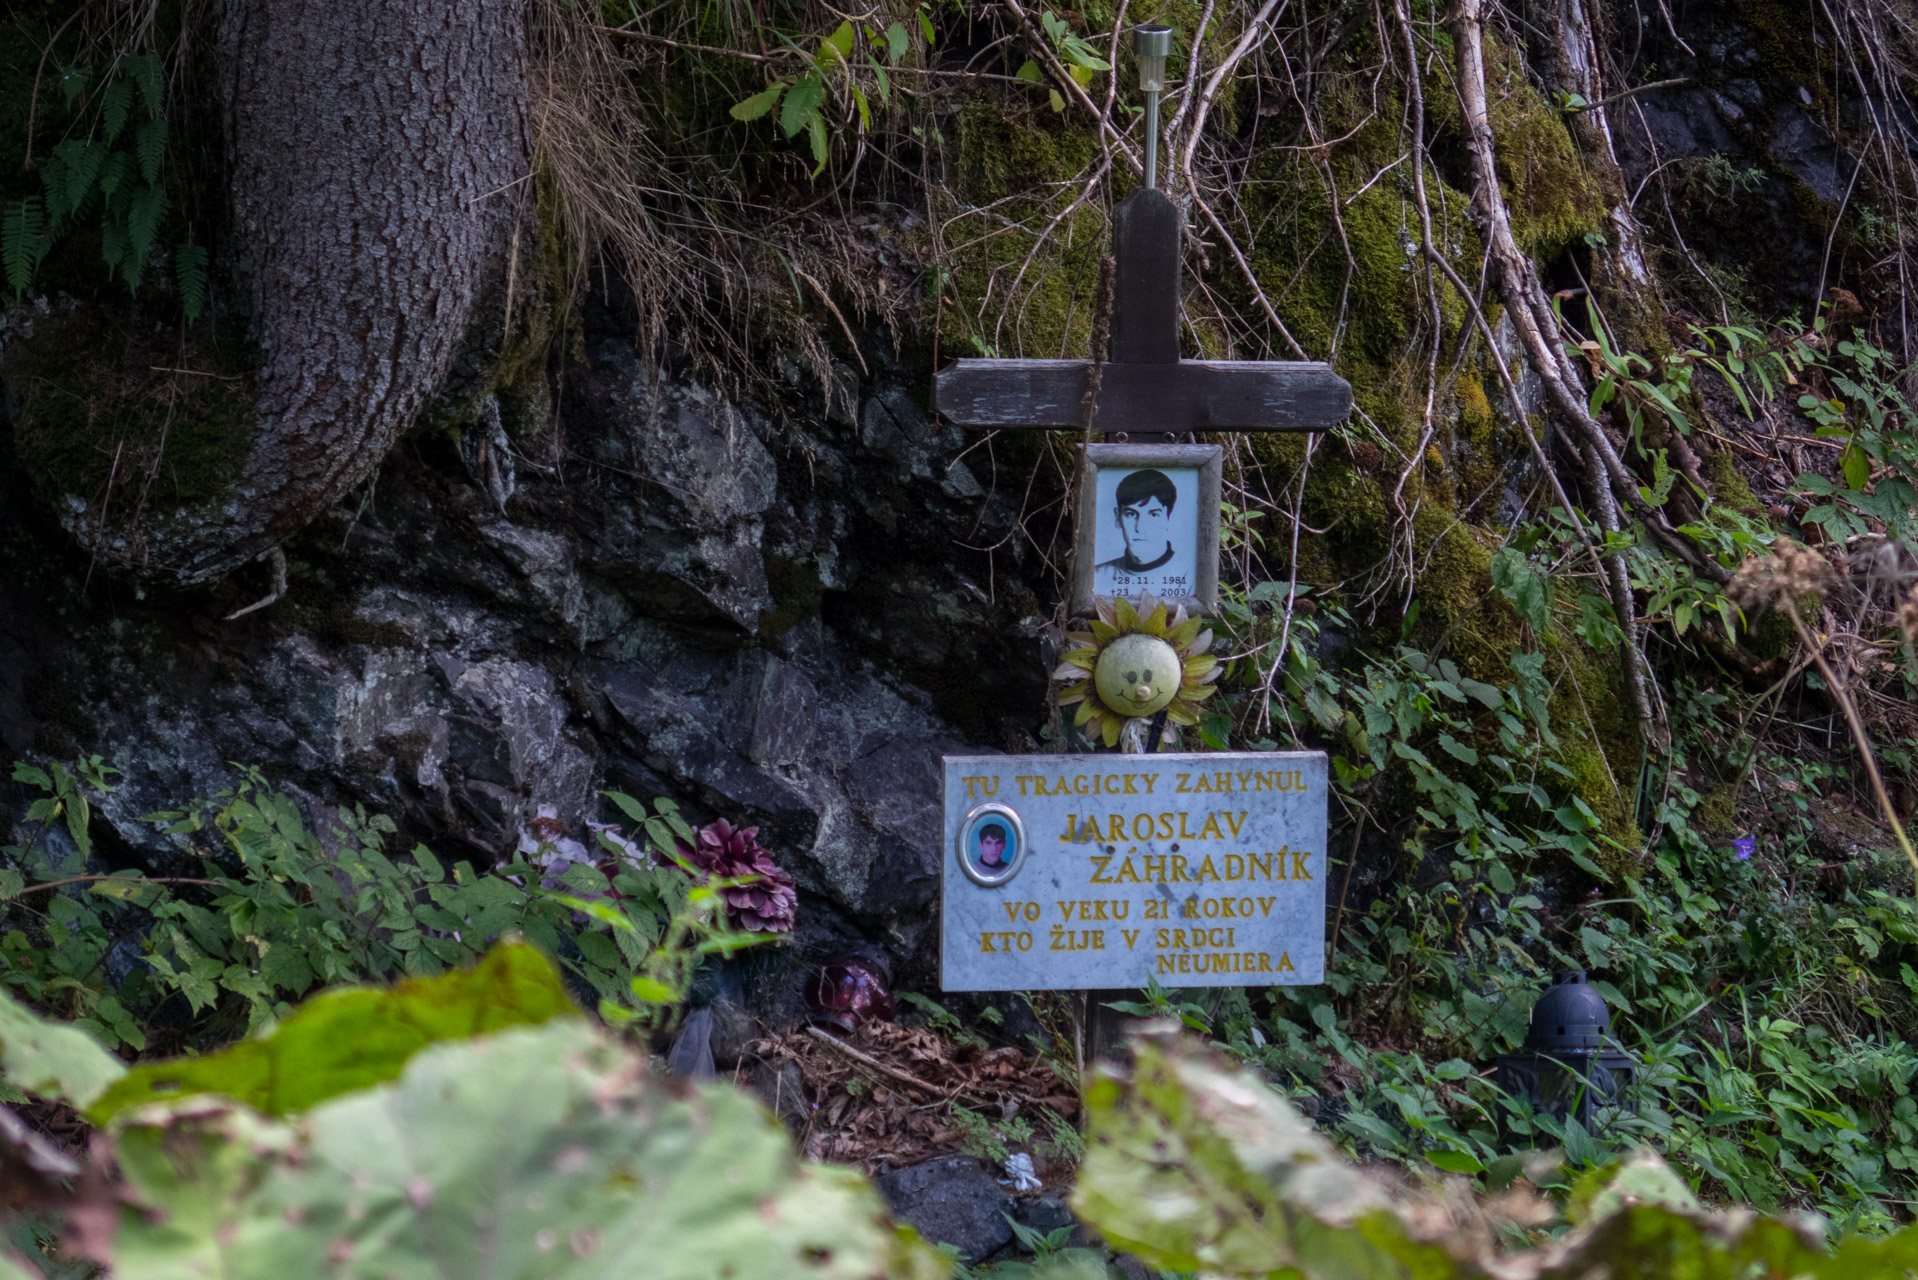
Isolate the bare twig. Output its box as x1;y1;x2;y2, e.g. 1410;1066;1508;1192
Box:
804;1025;941;1094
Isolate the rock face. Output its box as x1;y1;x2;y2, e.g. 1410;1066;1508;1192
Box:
0;296;1050;987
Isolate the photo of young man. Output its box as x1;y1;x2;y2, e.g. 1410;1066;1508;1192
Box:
973;822;1010;871
1092;467;1195;598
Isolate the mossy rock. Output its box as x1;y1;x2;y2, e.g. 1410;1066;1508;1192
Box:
3;304;256;533
942;101;1106;359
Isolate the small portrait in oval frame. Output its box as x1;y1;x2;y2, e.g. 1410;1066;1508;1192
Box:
958;804;1027;888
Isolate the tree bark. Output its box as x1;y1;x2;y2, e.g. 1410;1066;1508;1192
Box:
132;0;531;583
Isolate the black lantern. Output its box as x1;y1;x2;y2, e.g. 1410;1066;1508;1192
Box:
1494;971;1635;1125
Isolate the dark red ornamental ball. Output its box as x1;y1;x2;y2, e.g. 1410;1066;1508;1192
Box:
805;958;894;1030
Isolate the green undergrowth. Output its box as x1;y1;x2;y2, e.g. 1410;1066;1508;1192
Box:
0;763;728;1060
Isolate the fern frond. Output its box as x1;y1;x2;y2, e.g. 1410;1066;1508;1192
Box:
175;242;208;323
123;53;163;115
101;79;133;144
136;118;166;184
2;196;50;296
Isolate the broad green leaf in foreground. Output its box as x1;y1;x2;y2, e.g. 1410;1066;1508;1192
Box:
91;941;575;1122
1072;1020;1918;1280
0;986;127;1107
111;1019;948;1280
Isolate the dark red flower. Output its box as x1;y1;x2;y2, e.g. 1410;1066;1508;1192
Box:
669;818;797;935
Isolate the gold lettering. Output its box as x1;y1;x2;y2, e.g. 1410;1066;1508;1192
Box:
1224;811;1247;839
980;933;997;953
1278;951;1296;973
1178;812;1196;839
1236;771;1254;794
1275;771;1291;792
1157;954;1175;975
1123;774;1139;795
1292;851;1313;880
1259;952;1273;971
1156;812;1176;839
1249;852;1272;879
1193;773;1213;794
1254;773;1273;792
1132;813;1155;840
1143;854;1167;882
1224;854;1245;881
1257;896;1275;916
1176;773;1192;794
1089;855;1112;885
1198;813;1223;841
1196;855;1219;883
1103;815;1122;841
1143;774;1157;793
1116;857;1141;884
1171;854;1192;882
1122;928;1140;949
1073;776;1090;796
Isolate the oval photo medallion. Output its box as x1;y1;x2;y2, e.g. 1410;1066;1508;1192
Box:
957;803;1027;888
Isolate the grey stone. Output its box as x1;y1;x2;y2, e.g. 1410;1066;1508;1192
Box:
876;1155;1014;1264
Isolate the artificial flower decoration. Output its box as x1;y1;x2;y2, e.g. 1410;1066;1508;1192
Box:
667;818;798;935
1052;594;1221;748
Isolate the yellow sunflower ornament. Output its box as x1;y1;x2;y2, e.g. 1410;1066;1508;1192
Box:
1053;594;1222;750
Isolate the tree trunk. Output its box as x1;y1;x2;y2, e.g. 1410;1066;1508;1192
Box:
132;0;531;583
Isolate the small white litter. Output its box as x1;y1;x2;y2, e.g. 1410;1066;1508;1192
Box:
1001;1152;1042;1192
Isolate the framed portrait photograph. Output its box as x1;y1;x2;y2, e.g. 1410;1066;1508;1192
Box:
957;803;1027;888
1071;443;1221;615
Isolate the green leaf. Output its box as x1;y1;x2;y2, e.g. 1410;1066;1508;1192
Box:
90;942;577;1122
886;20;909;61
630;975;677;1004
1843;442;1871;490
109;1019;948;1280
1426;1150;1485;1174
0;986;127;1107
820;20;855;61
918;8;936;46
1489;546;1552;631
730;82;787;122
780;75;823;138
1014;58;1044;84
808;114;829;174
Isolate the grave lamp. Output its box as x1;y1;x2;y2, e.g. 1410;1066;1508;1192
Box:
1493;970;1636;1126
1133;25;1173;190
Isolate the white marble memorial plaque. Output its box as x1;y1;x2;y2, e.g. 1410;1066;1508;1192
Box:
941;752;1328;992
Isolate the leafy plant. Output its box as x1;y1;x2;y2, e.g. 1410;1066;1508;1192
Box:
728;11;930;174
3;51;206;318
0;947;949;1280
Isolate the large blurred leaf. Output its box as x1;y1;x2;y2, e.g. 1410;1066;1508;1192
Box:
1072;1021;1918;1280
91;942;575;1122
111;1019;948;1280
0;987;126;1107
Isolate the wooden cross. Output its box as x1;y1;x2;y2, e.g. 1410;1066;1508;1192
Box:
934;188;1353;440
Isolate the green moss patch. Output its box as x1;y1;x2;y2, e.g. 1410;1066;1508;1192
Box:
3;303;255;518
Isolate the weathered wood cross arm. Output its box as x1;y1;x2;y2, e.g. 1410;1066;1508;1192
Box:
931;188;1353;437
933;358;1352;433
